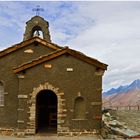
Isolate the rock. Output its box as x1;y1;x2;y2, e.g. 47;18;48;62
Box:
102;109;140;139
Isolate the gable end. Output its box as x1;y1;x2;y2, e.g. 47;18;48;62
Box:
0;37;62;58
13;47;108;74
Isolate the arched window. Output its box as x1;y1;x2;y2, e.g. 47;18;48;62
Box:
0;81;4;106
74;97;86;119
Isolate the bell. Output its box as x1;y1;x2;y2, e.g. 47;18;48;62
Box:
35;30;40;36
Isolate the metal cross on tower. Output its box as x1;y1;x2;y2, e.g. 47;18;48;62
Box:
32;5;44;16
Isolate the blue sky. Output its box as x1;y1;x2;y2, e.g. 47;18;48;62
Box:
1;1;140;91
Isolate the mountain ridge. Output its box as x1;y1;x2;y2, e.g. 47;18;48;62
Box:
103;79;140;107
103;79;140;97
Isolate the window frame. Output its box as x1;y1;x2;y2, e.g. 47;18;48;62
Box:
0;81;5;106
73;96;86;120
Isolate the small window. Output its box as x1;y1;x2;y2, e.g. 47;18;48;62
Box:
0;81;4;106
74;97;86;119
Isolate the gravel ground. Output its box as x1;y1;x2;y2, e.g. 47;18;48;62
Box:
113;110;140;133
0;135;102;140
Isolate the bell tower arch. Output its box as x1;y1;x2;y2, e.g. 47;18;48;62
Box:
23;16;51;42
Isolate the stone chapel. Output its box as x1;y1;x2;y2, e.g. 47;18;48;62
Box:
0;15;107;136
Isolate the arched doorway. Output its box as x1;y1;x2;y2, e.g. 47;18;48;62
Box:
36;90;57;133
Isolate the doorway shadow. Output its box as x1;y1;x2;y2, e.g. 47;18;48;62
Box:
36;90;57;134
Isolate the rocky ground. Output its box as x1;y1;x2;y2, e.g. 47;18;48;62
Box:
0;135;102;140
101;109;140;139
114;110;140;133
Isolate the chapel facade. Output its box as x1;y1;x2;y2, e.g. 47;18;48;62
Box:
0;16;107;136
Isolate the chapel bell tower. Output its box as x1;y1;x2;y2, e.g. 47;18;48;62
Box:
23;16;51;42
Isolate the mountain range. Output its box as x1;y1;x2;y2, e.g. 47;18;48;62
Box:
102;79;140;107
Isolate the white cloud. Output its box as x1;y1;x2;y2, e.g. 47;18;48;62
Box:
65;2;140;91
